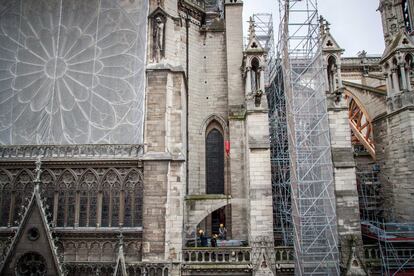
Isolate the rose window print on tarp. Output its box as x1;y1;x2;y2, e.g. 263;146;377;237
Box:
0;0;148;145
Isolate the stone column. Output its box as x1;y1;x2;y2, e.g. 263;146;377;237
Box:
53;191;59;226
336;64;343;88
260;67;265;91
406;64;412;91
392;68;400;93
246;92;275;275
245;67;252;96
327;100;366;271
97;192;102;227
399;63;408;90
385;71;393;94
74;192;80;227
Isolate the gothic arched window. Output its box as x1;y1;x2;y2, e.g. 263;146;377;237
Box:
12;170;33;225
40;170;55;221
79;183;88;227
78;171;98;227
0;183;11;226
13;183;25;226
89;182;98;227
66;184;76;227
101;183;111;227
0;170;11;226
56;170;76;227
124;169;143;227
111;182;121;227
206;128;225;194
100;170;122;227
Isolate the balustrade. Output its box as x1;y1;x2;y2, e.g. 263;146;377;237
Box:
274;246;294;263
183;247;251;264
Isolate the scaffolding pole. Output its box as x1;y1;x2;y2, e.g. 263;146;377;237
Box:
253;13;275;86
252;11;294;247
357;168;414;275
268;62;293;246
275;0;340;274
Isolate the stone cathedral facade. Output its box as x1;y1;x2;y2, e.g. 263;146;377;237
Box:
0;0;412;275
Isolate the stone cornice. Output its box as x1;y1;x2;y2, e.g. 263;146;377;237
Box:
0;144;144;160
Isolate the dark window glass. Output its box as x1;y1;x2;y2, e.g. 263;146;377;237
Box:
111;184;120;227
206;129;224;194
0;184;11;226
79;184;88;227
101;184;110;227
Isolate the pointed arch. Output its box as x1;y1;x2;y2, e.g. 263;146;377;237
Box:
12;169;34;226
205;121;225;195
39;169;56;222
56;169;77;227
199;114;228;139
101;169;122;227
0;169;11;226
78;169;99;227
0;183;11;226
124;168;144;227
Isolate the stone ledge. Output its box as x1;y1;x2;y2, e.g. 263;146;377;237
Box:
185;194;231;201
146;62;185;73
142;151;185;161
248;142;270;149
0;144;144;160
331;147;355;168
335;190;359;197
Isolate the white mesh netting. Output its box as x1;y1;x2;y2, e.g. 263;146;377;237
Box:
0;0;148;145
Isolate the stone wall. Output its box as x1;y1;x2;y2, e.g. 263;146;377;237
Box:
327;100;365;269
373;108;414;222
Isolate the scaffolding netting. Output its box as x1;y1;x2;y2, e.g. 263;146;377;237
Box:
273;0;340;274
0;0;148;145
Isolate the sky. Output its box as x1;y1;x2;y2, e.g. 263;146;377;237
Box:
242;0;385;57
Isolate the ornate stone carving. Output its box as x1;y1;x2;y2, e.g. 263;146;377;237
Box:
16;252;47;276
152;14;166;63
251;236;276;276
0;166;144;229
0;145;144;160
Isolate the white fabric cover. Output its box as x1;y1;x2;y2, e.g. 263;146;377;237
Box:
0;0;147;145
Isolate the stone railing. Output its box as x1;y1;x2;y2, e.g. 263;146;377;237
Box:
181;244;407;272
182;247;251;264
274;246;294;264
0;144;144;159
364;244;381;263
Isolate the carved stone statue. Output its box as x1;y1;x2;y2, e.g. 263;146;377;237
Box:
153;15;165;62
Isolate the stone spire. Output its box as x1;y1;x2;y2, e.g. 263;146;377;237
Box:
248;16;256;41
0;159;64;275
113;233;128;276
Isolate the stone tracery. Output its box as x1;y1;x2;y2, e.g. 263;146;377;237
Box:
0;166;144;229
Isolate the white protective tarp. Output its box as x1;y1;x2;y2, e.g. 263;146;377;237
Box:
0;0;147;145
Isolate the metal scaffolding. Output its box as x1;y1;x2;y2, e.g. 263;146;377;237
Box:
253;13;275;86
268;61;293;246
268;0;340;274
357;168;414;275
252;11;294;247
